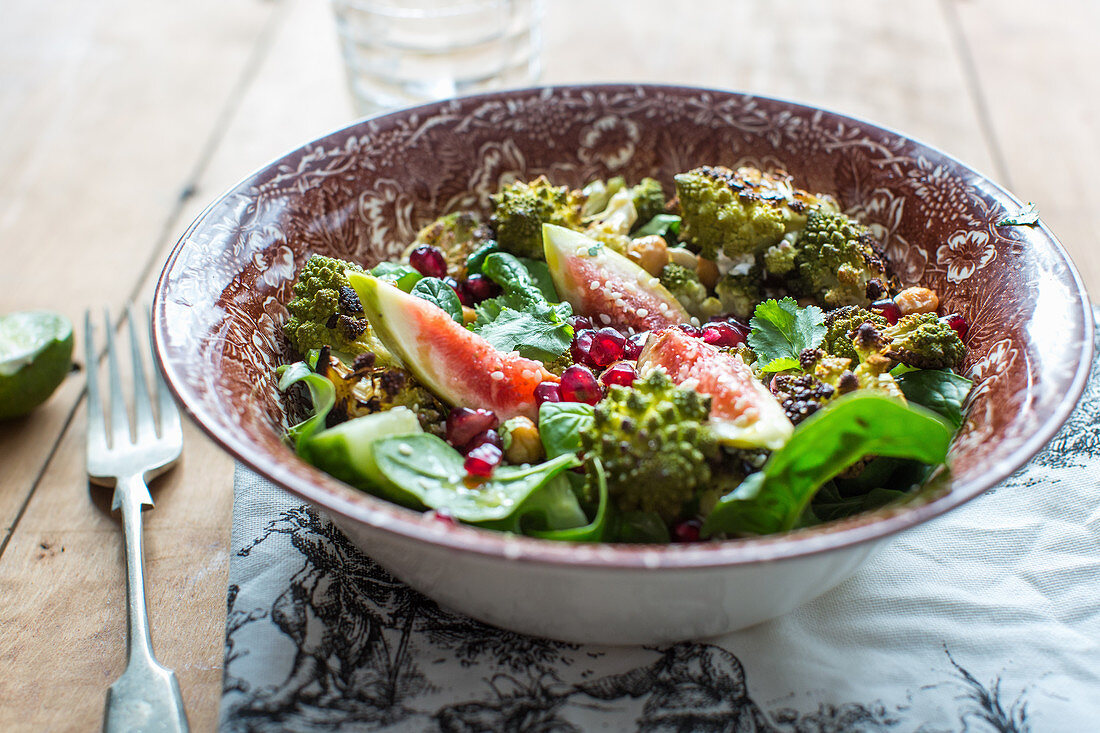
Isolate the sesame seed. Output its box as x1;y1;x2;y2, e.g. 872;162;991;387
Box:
600;314;611;325
398;443;413;456
490;370;505;381
589;280;600;290
636;308;648;317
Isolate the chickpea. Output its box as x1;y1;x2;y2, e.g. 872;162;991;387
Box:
627;235;670;276
894;287;939;315
696;257;720;290
502;416;544;464
666;246;698;269
462;306;477;325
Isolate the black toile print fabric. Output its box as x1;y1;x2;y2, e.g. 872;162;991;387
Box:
220;308;1100;732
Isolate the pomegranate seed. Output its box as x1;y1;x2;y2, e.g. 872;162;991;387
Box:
870;298;901;325
465;443;502;477
677;323;702;337
624;331;650;360
463;274;499;304
446;408;498;449
671;518;702;543
409;245;448;279
534;381;562;406
943;313;969;340
464;428;502;454
600;362;637;387
570;329;597;367
568;314;593;332
444;276;471;306
589;327;626;368
426;509;456;527
701;322;745;348
559;365;603;404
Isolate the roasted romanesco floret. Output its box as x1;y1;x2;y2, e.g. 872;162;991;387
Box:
788;209;891;308
315;348;446;435
490;176;585;259
882;312;966;370
714;269;764;321
630;177;666;227
823;306;889;362
411;211;491;276
674;166;837;261
284;254;390;358
659;263;718;319
580;369;718;522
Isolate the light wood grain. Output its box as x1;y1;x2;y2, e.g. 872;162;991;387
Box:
0;0;1094;729
947;0;1100;295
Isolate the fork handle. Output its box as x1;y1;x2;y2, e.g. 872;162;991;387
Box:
105;474;188;733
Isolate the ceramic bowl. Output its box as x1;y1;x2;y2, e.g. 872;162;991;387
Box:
154;85;1093;644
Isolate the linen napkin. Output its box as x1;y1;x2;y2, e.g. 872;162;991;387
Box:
220;309;1099;731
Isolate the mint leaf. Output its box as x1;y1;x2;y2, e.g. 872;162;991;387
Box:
475;306;573;361
472;252;573;361
758;357;801;374
747;297;825;368
996;202;1040;227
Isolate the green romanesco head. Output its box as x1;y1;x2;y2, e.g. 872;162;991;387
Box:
490;176;585;259
762;236;798;276
580;369;718;522
284;254;389;357
883;312;966;370
659;263;711;318
630;177;666;228
674;166;835;260
822;305;888;362
791;209;891;308
411;211;490;276
714;269;763;321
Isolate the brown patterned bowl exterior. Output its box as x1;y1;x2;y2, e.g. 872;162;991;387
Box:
154;84;1092;571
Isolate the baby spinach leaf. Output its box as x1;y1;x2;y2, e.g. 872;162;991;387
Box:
895;369;973;428
527;459;610;542
809;483;910;523
276;361;335;453
371;433;580;523
539;402;595;458
634;214;682;239
370;262;422;291
517;257;561;302
748;297;825;369
609;510;671;543
701;391;952;538
465;240;501;276
411;277;463;323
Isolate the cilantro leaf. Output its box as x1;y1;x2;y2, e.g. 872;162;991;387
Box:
474;306;573;361
996;202;1040;227
747;297;825;369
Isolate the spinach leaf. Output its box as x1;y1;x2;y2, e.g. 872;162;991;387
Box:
527;459;611;542
472;252;573;359
609;510;671;543
539;402;595;458
809;483;910;523
701;391;953;537
276;361;335;453
895;369;973;428
411;277;463;323
370;262;422;292
518;257;561;302
465;240;501;276
748;297;826;369
371;433;580;523
633;214;682;239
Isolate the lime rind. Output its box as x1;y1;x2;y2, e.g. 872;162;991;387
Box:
0;311;74;419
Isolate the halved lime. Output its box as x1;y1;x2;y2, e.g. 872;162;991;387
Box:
0;311;74;420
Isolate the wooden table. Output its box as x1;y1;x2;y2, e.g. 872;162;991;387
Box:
1;0;1095;728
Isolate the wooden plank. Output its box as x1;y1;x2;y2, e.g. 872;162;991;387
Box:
0;0;278;539
0;0;352;728
947;0;1100;293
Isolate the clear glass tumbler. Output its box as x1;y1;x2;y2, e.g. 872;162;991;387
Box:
331;0;544;116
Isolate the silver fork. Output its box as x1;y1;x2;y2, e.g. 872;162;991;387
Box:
85;306;189;733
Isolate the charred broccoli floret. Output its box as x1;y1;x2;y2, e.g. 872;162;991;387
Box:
630;177;666;227
851;323;904;399
580;369;718;522
659;263;719;319
674;166;837;260
883;313;966;370
769;372;836;425
823;306;889;362
315;349;446;435
411;211;491;276
284;254;390;358
714;268;764;321
490;176;585;259
789;209;892;308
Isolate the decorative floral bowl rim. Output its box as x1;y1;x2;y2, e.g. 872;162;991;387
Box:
154;83;1094;570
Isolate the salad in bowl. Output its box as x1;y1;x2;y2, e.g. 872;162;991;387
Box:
276;166;973;544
